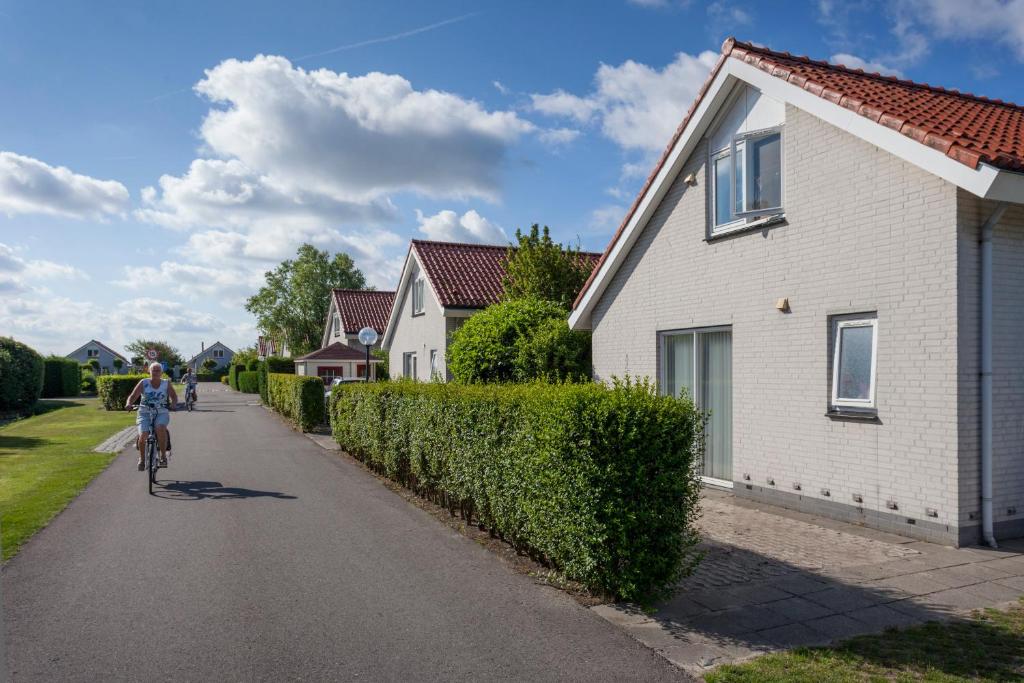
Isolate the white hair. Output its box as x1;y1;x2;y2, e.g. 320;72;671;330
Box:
149;362;163;371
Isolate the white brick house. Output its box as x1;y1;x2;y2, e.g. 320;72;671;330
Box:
570;39;1024;547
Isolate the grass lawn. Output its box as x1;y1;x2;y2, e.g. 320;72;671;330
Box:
0;398;132;560
706;600;1024;682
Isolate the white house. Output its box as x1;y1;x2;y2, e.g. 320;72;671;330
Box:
294;342;381;382
321;289;395;350
66;340;128;374
570;38;1024;547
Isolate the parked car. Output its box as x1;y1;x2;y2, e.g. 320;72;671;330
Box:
324;376;365;400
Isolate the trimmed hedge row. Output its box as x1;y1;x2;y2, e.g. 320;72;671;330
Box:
267;373;324;431
237;370;260;394
228;363;246;391
42;356;81;398
258;356;294;404
97;374;147;410
329;380;703;601
0;337;44;412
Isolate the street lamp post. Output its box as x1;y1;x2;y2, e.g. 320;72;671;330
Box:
357;327;379;382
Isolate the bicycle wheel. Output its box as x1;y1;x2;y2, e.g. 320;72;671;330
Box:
148;439;157;494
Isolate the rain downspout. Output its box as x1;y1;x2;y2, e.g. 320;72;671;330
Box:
980;201;1008;549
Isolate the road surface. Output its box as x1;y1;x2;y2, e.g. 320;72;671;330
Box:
3;385;686;681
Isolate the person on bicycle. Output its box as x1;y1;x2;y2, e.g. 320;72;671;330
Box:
125;362;177;470
182;367;198;404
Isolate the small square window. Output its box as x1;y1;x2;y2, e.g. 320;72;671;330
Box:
831;316;878;410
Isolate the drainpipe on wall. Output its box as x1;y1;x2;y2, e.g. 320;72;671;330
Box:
980;201;1008;549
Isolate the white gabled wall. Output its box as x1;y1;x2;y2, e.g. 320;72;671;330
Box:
387;259;450;381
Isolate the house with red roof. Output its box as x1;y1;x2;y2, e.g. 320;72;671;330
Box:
569;39;1024;547
320;289;395;350
382;239;599;381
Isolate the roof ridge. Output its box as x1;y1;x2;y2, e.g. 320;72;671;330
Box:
412;239;513;250
726;37;1024;111
332;288;396;294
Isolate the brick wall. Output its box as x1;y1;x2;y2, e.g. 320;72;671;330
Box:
591;103;965;542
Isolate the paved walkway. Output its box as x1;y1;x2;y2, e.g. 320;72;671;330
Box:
595;489;1024;677
3;386;686;681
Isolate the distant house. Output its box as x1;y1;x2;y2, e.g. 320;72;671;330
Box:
321;289;395;350
294;342;382;383
186;341;234;372
569;38;1024;546
257;335;289;359
66;340;129;375
381;240;600;381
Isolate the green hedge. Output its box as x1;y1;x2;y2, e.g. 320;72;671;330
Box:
330;380;702;601
258;357;294;404
267;373;324;431
0;337;44;412
80;371;97;394
42;356;81;398
228;363;246;390
237;371;260;394
97;374;147;410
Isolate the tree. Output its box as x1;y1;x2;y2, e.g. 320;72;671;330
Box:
231;345;259;369
246;243;367;357
112;358;124;373
502;224;594;310
447;297;591;384
124;340;184;368
87;358;100;372
201;358;217;372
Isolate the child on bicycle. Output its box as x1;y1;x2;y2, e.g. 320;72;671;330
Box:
182;366;199;405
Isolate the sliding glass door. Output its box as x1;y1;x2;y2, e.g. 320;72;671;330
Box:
661;328;733;484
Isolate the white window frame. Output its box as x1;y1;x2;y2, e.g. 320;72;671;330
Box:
333;314;340;335
709;125;784;236
212;349;224;359
412;278;425;315
831;317;878;410
87;348;99;358
403;352;417;378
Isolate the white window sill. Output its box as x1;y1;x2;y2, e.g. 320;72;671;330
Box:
707;212;786;240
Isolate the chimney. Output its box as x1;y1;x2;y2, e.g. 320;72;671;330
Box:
201;341;205;352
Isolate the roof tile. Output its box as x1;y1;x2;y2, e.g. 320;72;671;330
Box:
331;289;395;335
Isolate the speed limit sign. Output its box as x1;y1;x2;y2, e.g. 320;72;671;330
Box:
145;348;158;361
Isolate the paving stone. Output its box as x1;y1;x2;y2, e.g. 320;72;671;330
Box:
871;571;956;597
979;556;1024;575
993;575;1024;592
762;596;835;622
684;604;792;637
658;639;759;674
914;588;989;612
656;593;711;620
962;581;1024;607
689;583;792;611
887;598;954;623
804;585;890;613
759;621;832;648
767;574;833;596
846;604;923;630
591;604;656;627
804;614;877;641
928;563;1014;588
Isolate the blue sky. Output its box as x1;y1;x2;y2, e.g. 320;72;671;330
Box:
1;0;1021;357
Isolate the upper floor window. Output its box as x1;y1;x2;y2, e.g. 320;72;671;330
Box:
333;314;340;335
830;315;878;411
412;277;425;315
711;127;783;234
87;348;99;357
212;349;224;359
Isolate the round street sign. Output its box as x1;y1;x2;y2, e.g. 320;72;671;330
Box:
145;349;158;361
357;326;379;347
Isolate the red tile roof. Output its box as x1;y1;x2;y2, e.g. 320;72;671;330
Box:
295;342;368;362
412;240;601;309
331;289;396;334
574;37;1024;310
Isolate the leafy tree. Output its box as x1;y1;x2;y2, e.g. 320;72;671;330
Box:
246;244;367;356
201;358;217;372
502;224;594;310
87;358;100;372
447;297;591;384
124;340;184;368
231;345;259;369
112;358;124;373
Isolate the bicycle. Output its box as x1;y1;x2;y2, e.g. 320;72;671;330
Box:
184;385;196;412
131;400;173;495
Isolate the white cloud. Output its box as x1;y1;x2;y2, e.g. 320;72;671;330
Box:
707;1;753;27
415;209;507;244
492;80;510;95
538;127;581;145
0;151;129;219
831;53;905;77
530;50;720;152
0;242;87;293
899;0;1024;59
193;55;534;203
590;205;627;233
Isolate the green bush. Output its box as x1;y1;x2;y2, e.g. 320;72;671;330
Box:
80;371;97;394
246;359;260;371
258;357;294;404
220;376;229;385
330;379;702;601
237;370;260;394
97;374;147;410
228;363;246;390
42;356;81;398
268;373;324;431
0;337;44;412
196;367;228;382
447;297;591;383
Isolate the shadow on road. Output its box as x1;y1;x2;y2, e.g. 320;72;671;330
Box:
154;480;297;501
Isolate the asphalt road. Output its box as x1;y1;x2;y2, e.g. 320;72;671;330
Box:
3;385;687;682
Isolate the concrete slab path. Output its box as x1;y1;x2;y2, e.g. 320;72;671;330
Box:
3;385;687;681
596;489;1024;677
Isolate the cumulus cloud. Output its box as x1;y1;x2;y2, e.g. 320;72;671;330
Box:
0;151;129;219
0;242;87;293
530;51;719;152
899;0;1024;59
415;209;507;244
538;127;581;145
590;205;627;233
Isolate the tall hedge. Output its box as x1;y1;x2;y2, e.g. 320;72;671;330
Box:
330;380;703;601
267;373;323;431
42;356;81;398
97;374;147;410
0;337;44;412
258;357;294;404
237;370;260;394
228;363;246;390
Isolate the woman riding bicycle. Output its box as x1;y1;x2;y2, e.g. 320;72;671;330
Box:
125;362;177;470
